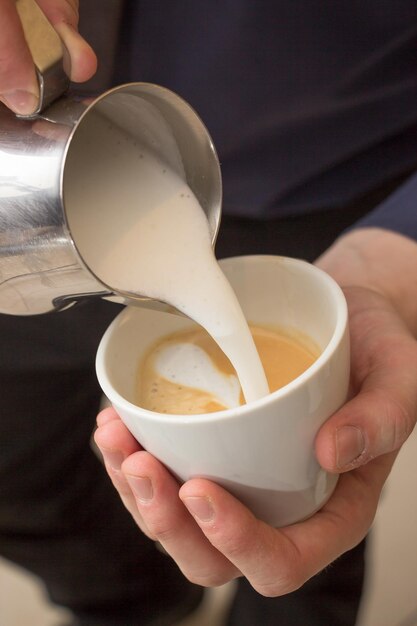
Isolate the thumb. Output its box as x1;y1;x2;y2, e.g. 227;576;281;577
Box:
0;0;39;114
0;0;97;115
316;345;417;472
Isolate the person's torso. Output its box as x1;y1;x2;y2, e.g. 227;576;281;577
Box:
80;0;417;217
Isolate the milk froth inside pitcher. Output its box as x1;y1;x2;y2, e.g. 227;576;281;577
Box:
0;84;222;315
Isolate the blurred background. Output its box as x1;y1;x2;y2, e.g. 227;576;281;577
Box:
1;425;417;626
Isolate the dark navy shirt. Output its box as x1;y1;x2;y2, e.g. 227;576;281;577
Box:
114;0;417;241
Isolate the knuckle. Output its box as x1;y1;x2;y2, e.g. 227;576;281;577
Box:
143;517;178;544
220;523;255;559
387;397;414;450
253;569;304;597
223;535;249;559
149;525;174;544
185;569;230;588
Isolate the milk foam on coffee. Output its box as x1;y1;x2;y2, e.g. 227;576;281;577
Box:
154;342;242;409
66;112;269;403
137;325;319;415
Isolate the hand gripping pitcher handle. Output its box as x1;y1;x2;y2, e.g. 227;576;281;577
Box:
0;3;222;316
15;0;70;117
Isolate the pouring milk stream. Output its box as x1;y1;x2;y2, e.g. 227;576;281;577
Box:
66;114;269;405
4;1;267;404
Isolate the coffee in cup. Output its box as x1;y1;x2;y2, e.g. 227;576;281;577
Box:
96;256;349;527
137;324;319;415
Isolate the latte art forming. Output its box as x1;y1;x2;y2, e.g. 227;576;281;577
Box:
137;324;319;415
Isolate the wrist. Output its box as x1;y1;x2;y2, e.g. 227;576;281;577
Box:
316;227;417;335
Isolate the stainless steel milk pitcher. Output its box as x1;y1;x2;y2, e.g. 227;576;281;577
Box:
0;0;221;315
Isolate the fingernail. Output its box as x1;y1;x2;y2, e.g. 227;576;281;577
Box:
183;496;214;522
0;90;38;115
127;476;153;502
336;426;365;469
101;449;124;472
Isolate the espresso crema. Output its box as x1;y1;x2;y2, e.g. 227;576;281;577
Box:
137;324;319;415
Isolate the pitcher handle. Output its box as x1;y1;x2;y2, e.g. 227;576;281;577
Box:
15;0;70;118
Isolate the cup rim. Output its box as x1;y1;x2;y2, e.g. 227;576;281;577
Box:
96;255;348;424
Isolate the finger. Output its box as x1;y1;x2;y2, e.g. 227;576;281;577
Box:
94;414;142;472
180;478;304;596
0;0;39;114
96;406;120;427
122;452;239;587
179;455;391;597
316;337;417;472
37;0;97;82
94;416;153;537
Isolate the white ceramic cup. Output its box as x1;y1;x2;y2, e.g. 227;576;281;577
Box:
96;255;349;527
